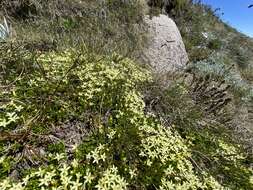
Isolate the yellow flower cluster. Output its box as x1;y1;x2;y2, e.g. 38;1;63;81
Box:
0;50;234;189
96;166;128;190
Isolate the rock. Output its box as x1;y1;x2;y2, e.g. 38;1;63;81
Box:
142;14;188;75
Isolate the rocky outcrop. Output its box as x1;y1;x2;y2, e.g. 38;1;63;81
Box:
142;14;188;75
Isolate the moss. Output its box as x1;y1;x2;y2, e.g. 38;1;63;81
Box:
47;142;66;154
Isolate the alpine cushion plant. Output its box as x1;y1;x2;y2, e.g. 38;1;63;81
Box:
0;47;252;189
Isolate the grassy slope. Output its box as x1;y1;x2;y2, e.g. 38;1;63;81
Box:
171;1;253;132
0;0;253;189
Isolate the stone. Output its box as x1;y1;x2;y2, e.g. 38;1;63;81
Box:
142;14;188;75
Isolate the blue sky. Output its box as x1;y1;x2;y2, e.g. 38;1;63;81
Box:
201;0;253;37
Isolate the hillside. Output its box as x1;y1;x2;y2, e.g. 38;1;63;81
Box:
172;0;253;140
0;0;252;189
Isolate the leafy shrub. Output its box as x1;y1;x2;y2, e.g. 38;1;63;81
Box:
147;0;188;15
0;0;39;20
207;38;222;50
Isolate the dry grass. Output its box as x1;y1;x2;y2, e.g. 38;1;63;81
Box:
0;0;148;58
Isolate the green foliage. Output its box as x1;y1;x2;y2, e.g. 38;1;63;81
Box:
0;1;253;189
143;72;253;189
223;35;250;77
173;0;253;104
0;157;12;179
2;49;247;189
47;142;66;154
147;0;188;14
187;55;253;102
207;38;222;50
